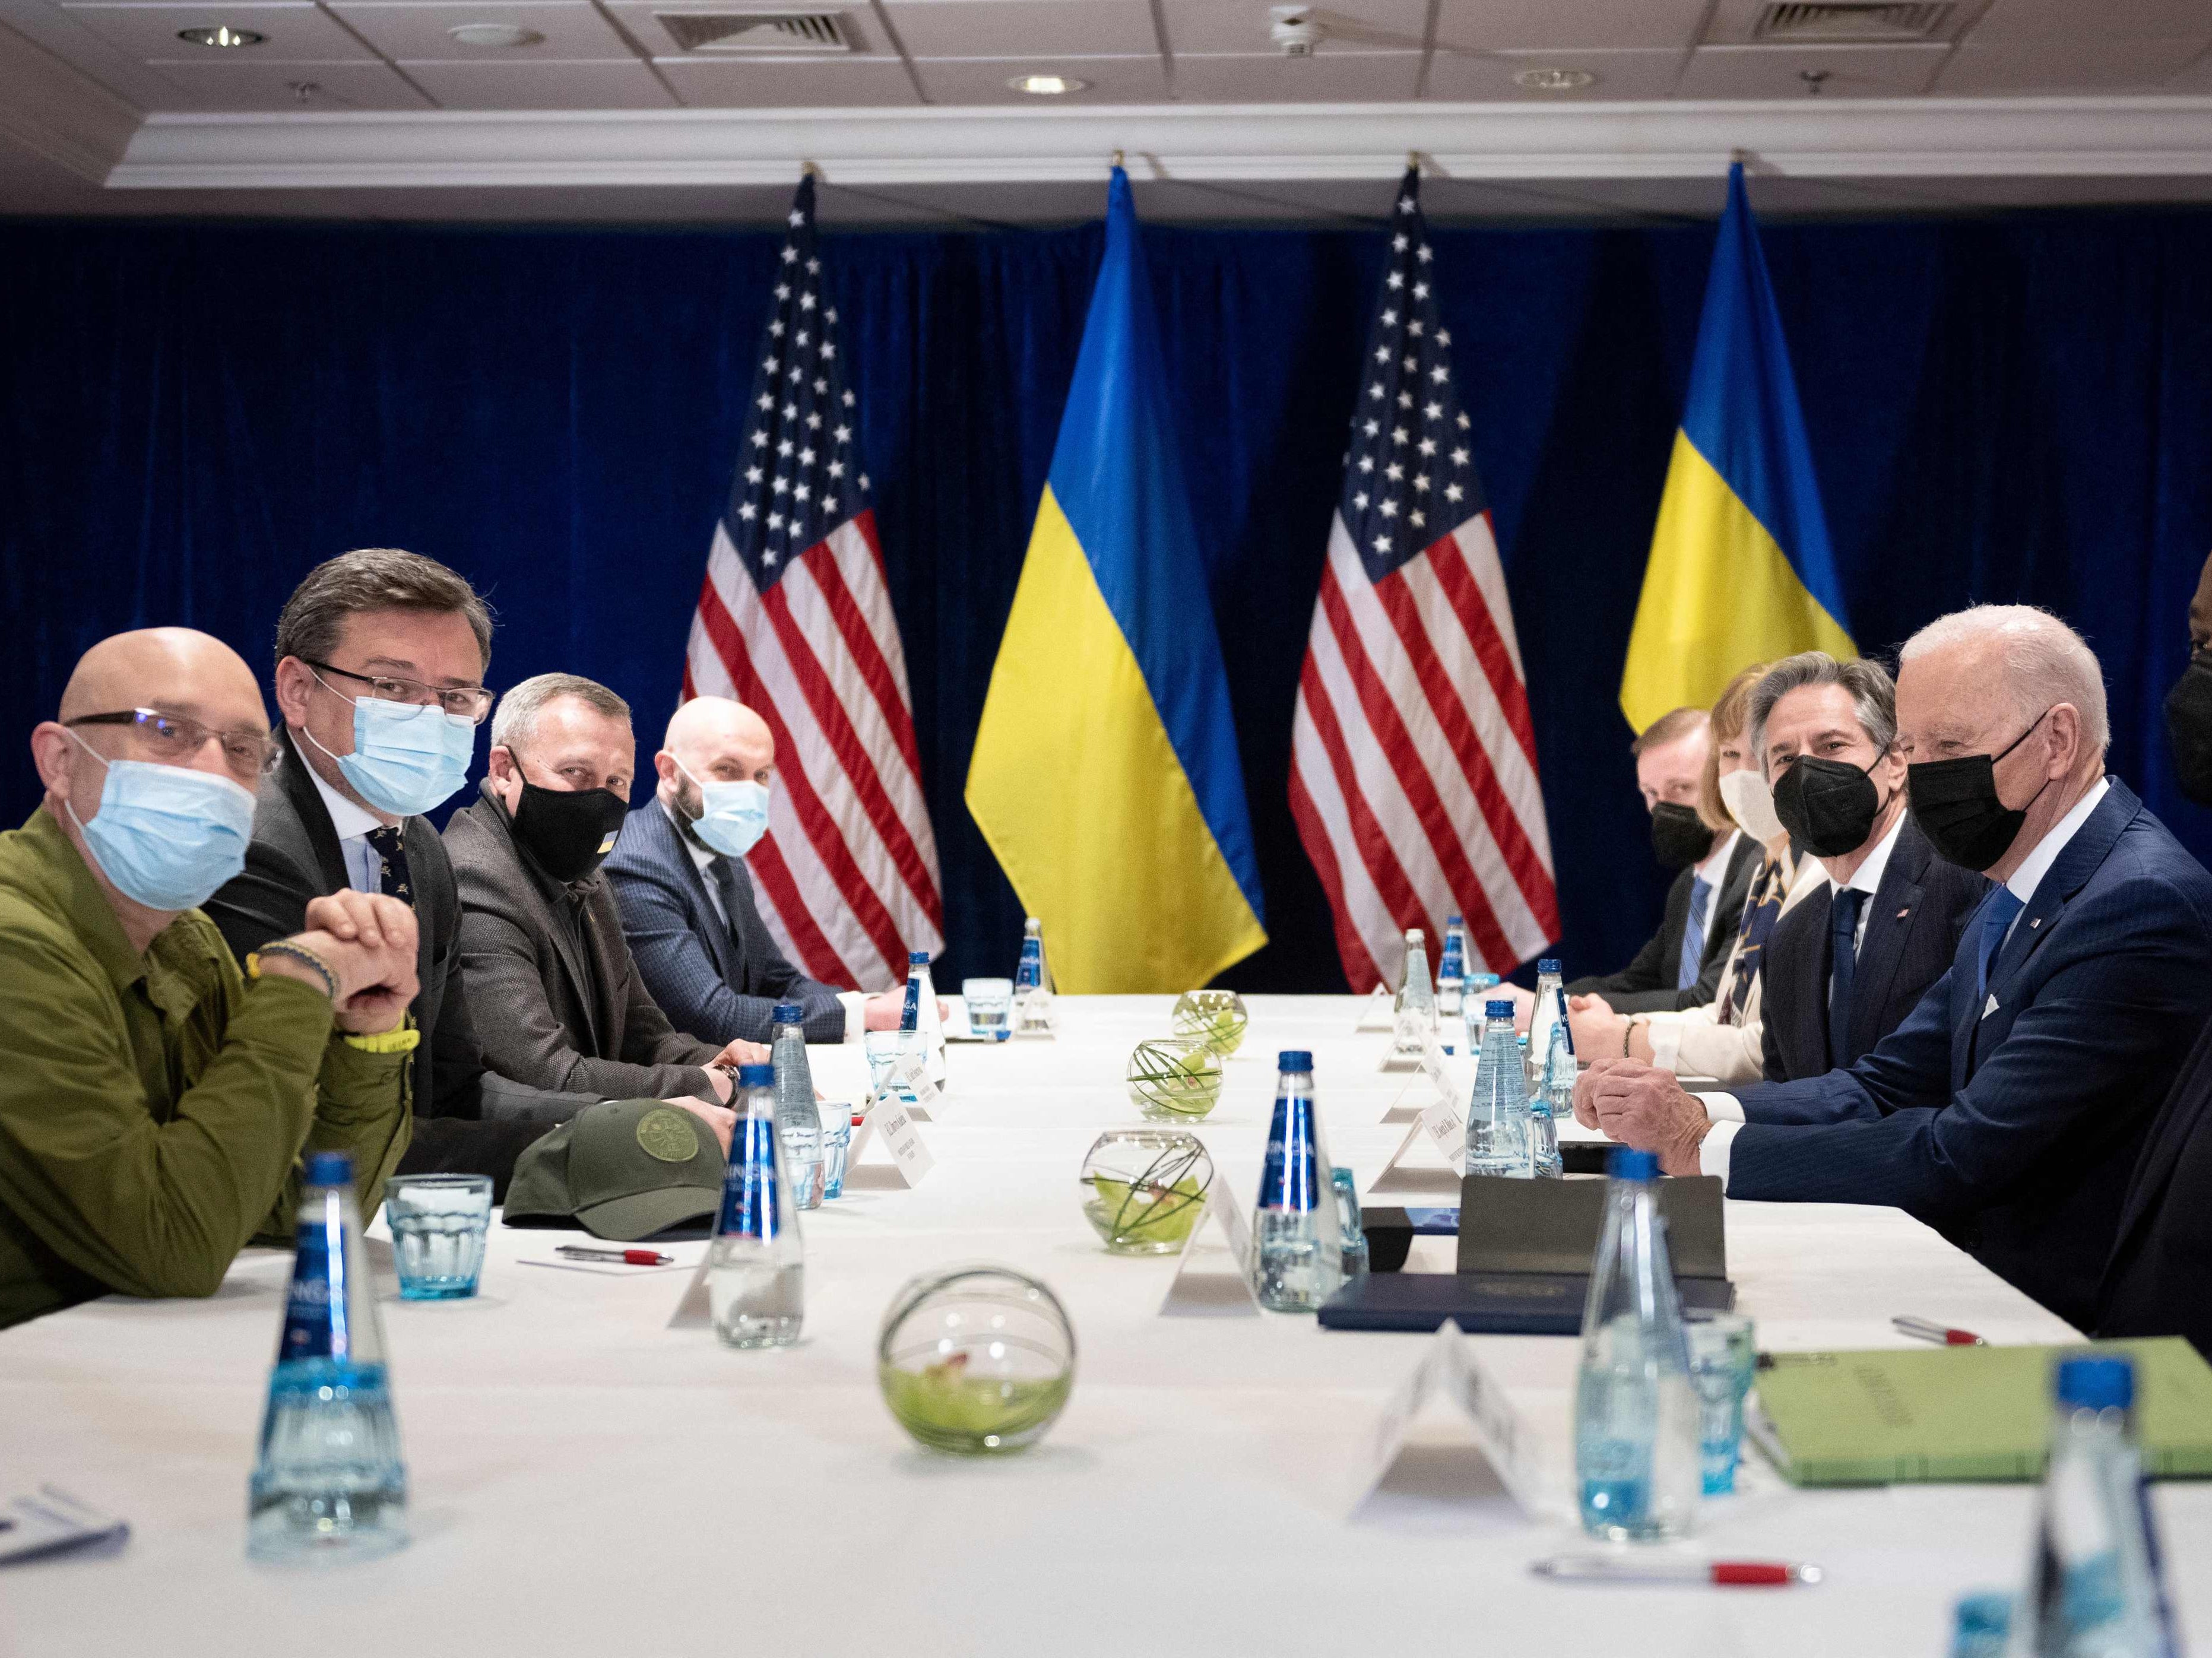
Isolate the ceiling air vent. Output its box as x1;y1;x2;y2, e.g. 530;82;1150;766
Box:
655;11;854;53
1754;2;1952;40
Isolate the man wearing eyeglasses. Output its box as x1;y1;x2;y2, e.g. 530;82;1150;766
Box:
1;627;417;1329
207;549;734;1198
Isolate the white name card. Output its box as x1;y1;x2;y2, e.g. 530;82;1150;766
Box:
1416;1029;1455;1103
844;1095;934;1189
1355;984;1396;1032
889;1050;946;1121
1158;1185;1261;1318
1352;1323;1561;1521
1369;1088;1467;1196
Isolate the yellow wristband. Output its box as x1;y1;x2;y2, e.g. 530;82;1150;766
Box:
342;1020;421;1055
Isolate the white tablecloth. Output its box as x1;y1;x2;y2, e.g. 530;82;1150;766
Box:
4;994;2204;1655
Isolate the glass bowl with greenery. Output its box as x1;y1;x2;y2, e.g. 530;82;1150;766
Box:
1079;1129;1213;1255
1125;1036;1225;1120
877;1264;1076;1456
1171;988;1250;1058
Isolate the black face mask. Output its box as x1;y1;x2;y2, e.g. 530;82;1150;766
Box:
1650;801;1717;871
1771;753;1889;859
1906;709;2054;873
2165;650;2212;807
511;779;629;883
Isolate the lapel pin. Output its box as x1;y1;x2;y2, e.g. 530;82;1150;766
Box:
1896;908;1910;920
2029;918;2041;929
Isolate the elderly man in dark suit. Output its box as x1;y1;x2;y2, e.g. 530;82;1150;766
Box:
604;695;905;1048
445;673;763;1103
1741;652;1986;1083
1579;605;2212;1330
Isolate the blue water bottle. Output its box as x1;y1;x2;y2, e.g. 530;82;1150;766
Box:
899;949;948;1086
1574;1148;1700;1541
1530;1017;1572;1180
771;1001;823;1209
248;1152;408;1562
1465;1000;1532;1178
709;1064;806;1349
1528;956;1566;1064
1249;1051;1344;1312
1013;916;1057;1036
1435;915;1468;1020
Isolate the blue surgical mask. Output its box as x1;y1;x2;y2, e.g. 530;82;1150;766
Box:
305;683;477;817
64;734;257;911
676;759;771;858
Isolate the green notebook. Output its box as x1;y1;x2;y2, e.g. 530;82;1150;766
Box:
1747;1337;2212;1486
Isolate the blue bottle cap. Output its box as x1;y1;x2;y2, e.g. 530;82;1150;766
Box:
1446;912;1463;925
1486;998;1514;1017
2055;1354;2134;1411
736;1062;776;1089
1953;1594;2012;1640
1278;1050;1314;1073
772;1002;806;1024
908;950;931;966
1607;1147;1658;1181
302;1150;353;1187
1538;958;1561;974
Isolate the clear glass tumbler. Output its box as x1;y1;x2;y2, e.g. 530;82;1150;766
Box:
384;1174;492;1301
1684;1311;1758;1495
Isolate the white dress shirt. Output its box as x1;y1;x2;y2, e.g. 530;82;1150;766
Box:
1834;808;1906;955
306;759;393;895
1694;775;2113;1187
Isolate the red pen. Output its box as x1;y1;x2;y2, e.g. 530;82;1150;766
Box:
1894;1315;1986;1346
1532;1555;1823;1586
555;1246;673;1267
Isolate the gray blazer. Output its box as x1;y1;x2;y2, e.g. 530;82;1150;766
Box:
445;785;722;1103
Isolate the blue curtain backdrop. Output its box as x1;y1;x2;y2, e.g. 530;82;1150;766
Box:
4;206;2209;991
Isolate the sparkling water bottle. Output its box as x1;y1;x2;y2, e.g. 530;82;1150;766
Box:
1249;1051;1345;1313
1465;999;1532;1178
1574;1147;1701;1542
899;949;949;1087
1013;916;1057;1037
1528;956;1566;1066
2010;1354;2179;1658
1530;1017;1572;1180
770;1003;824;1208
1332;1166;1370;1282
1435;915;1468;1019
1463;971;1501;1054
248;1152;407;1562
1392;928;1435;1060
709;1064;805;1349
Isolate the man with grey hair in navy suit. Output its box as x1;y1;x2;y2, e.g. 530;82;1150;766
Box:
605;695;906;1048
1577;604;2212;1330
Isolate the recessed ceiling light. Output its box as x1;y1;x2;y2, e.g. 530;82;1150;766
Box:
448;22;545;48
1009;74;1089;96
176;25;265;48
1512;66;1597;91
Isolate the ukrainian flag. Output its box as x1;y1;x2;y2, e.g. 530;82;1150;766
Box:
965;167;1267;993
1620;162;1856;733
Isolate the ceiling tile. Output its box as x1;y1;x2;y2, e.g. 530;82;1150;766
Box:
655;55;920;105
909;52;1168;102
1172;50;1421;101
603;3;884;58
398;57;676;106
1969;0;2212;41
1431;0;1711;52
1677;43;1950;98
1423;47;1687;100
2165;43;2212;90
1162;0;1428;57
882;0;1155;60
1935;35;2211;90
327;2;636;61
60;2;378;61
1701;0;1988;45
137;58;432;107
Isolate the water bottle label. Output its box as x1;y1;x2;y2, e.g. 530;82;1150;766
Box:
716;1117;782;1239
900;973;921;1032
279;1225;338;1361
1257;1108;1320;1211
1015;940;1042;991
1438;935;1465;980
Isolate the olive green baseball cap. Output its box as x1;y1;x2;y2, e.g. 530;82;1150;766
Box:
503;1100;727;1241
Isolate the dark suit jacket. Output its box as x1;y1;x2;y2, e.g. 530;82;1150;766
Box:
1728;781;2212;1330
205;731;589;1194
1567;833;1761;1015
603;801;845;1047
445;785;722;1102
2097;1010;2212;1358
1760;817;1987;1082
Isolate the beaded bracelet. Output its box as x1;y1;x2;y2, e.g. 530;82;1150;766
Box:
246;940;340;1003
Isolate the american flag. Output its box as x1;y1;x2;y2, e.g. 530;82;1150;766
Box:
684;173;943;991
1287;168;1560;990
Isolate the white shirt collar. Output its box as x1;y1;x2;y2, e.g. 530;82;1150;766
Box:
300;744;388;842
2004;775;2112;909
1694;827;1740;888
1837;809;1907;898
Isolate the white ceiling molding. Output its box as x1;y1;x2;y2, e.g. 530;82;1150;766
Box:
0;23;140;183
103;95;2212;193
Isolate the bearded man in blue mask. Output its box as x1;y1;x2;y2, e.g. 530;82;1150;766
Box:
1;627;419;1328
606;695;906;1046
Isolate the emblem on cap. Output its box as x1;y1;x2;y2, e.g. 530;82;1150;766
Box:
635;1107;701;1164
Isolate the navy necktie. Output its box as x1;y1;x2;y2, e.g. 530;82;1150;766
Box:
1827;886;1865;1068
1976;887;2027;1001
363;825;413;906
1677;874;1712;991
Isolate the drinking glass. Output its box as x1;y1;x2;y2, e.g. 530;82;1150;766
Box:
820;1118;853;1200
385;1174;492;1300
962;978;1014;1039
1684;1311;1758;1495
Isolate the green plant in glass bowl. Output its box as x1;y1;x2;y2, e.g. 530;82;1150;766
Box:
1079;1129;1213;1254
877;1264;1076;1455
1171;988;1250;1058
1125;1036;1225;1120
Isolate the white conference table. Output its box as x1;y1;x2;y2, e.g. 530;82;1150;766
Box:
4;994;2205;1656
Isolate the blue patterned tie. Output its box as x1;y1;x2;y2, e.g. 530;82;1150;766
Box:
364;825;413;906
1975;887;2026;1001
1678;874;1712;992
1827;886;1864;1068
